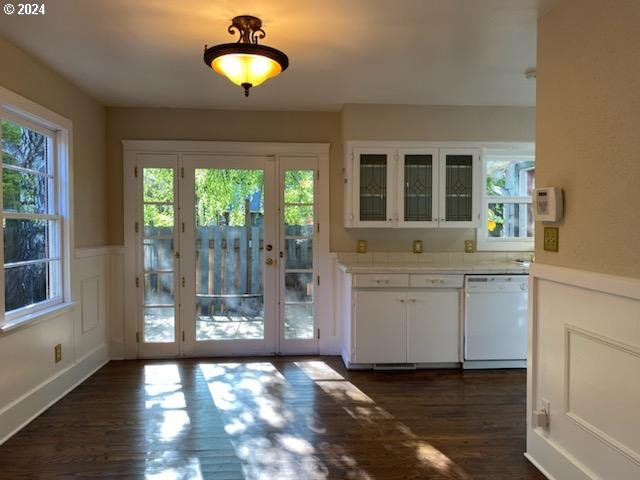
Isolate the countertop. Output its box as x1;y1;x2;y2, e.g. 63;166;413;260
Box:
337;261;530;275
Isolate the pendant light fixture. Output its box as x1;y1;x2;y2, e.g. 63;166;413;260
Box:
203;15;289;97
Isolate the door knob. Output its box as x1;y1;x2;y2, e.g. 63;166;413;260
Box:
265;258;274;265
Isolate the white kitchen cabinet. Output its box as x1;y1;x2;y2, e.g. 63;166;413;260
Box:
397;148;439;228
344;142;480;228
438;148;481;228
407;290;460;363
353;290;407;363
340;270;463;367
349;147;396;227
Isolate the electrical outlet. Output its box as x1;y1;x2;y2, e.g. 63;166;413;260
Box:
543;227;559;252
464;239;476;253
54;344;62;364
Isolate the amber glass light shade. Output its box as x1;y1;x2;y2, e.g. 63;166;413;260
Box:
211;53;282;88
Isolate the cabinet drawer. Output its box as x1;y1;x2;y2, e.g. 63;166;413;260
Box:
409;274;463;288
353;274;409;288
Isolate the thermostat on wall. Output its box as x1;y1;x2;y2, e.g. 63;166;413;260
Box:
534;187;563;222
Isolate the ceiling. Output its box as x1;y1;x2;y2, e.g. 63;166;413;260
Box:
0;0;545;111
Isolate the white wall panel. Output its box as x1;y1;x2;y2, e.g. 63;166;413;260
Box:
0;248;110;445
527;264;640;480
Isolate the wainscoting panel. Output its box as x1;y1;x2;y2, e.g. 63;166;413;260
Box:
80;276;100;334
527;264;640;480
0;247;111;445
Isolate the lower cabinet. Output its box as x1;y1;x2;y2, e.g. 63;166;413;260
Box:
406;290;460;363
353;291;407;363
349;274;462;365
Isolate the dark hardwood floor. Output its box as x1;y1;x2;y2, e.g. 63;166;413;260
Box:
0;357;545;480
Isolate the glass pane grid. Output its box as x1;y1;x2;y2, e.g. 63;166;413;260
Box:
283;169;315;340
142;168;176;344
2;119;59;314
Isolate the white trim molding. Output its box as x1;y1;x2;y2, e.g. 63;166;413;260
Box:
527;263;640;480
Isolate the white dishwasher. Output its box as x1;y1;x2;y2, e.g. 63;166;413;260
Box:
464;275;528;369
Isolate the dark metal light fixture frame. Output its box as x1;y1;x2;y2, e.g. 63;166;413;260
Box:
203;15;289;97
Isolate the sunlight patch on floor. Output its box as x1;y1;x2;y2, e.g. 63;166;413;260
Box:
143;364;202;480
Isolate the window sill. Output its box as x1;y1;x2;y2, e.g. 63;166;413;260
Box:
0;302;77;336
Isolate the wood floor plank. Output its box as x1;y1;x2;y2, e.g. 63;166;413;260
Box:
0;357;545;480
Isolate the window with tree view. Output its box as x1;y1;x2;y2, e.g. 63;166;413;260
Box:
482;153;535;248
1;116;62;317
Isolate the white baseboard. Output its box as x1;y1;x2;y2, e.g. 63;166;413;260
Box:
526;431;595;480
0;342;109;446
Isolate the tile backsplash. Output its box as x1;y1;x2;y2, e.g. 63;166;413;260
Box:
336;251;533;265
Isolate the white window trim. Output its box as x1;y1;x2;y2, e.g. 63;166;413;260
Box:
0;86;74;331
477;148;535;252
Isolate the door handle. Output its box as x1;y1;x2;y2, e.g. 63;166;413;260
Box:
265;258;274;265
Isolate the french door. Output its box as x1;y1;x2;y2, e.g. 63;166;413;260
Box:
129;152;319;357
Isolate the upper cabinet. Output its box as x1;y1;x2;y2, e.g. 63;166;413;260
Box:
352;148;396;227
344;142;480;228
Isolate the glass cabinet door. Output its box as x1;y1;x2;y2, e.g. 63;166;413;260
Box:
353;149;395;226
438;148;480;227
397;149;439;227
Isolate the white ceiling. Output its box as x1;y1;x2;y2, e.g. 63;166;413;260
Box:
0;0;544;111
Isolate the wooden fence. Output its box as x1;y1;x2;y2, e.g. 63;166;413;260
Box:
145;225;312;318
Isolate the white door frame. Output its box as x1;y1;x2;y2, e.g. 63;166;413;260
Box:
123;141;332;359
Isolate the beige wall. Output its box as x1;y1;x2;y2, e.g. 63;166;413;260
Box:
536;0;640;278
107;104;535;252
0;35;107;247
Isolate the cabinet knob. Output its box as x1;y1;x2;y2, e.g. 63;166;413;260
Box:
399;298;405;303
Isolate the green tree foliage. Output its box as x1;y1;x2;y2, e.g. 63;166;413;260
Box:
142;167;315;228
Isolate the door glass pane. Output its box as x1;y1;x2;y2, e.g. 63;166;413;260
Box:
359;154;387;221
144;307;175;343
142;168;175;343
283;170;314;340
284;239;312;270
194;168;265;341
487;203;534;238
444;155;473;222
404;154;433;221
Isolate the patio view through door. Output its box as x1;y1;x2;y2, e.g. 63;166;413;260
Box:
180;155;277;356
125;144;326;359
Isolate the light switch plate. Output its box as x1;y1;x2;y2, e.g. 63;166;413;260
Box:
543;227;559;252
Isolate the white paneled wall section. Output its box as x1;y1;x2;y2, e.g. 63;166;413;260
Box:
0;248;111;445
526;263;640;480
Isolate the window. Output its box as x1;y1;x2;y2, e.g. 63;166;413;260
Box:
1;110;66;322
478;151;535;251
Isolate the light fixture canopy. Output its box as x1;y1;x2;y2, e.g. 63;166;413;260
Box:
204;15;289;97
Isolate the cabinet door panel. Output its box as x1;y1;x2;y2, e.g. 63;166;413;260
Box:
397;149;439;228
354;291;406;363
438;149;480;228
407;290;460;363
352;148;396;227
